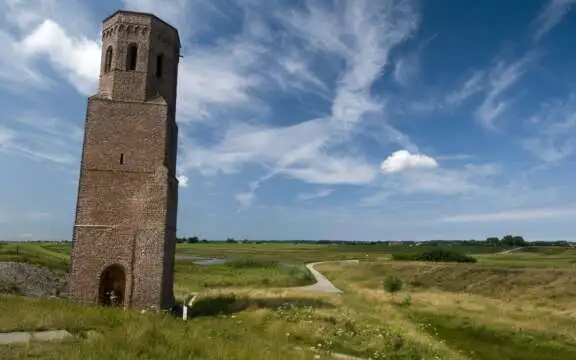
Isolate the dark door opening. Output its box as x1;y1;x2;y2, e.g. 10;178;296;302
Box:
98;264;126;307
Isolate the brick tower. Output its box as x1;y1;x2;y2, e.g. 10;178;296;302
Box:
68;10;180;310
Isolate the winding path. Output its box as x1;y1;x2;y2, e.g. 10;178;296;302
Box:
296;260;359;293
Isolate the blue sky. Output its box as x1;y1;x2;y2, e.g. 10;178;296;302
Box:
1;0;576;241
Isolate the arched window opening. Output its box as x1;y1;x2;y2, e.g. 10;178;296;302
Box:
126;44;138;71
104;46;113;73
120;153;124;165
156;54;164;78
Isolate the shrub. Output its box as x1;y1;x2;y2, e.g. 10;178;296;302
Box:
392;249;477;263
400;293;412;307
383;275;403;294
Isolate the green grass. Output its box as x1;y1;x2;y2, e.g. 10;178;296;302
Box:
3;242;576;359
0;292;442;360
0;295;320;360
174;260;313;294
476;249;576;268
0;243;69;273
317;260;576;360
407;310;576;360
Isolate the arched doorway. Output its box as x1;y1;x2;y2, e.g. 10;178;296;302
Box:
98;264;126;307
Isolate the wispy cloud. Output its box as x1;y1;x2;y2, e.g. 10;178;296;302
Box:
297;188;334;201
383;163;500;196
0;30;47;91
178;0;421;203
0;114;82;165
235;191;255;210
475;52;537;129
521;93;576;163
439;206;576;223
445;71;485;107
278;0;420;130
532;0;576;42
392;35;435;88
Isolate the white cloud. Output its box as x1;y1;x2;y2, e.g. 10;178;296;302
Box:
176;40;265;123
177;175;189;188
380;150;438;173
297;188;334;200
0;30;47;90
439;206;576;223
0;0;99;94
532;0;576;42
20;20;100;94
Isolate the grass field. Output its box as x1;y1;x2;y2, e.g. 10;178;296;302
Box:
317;260;576;360
1;242;576;359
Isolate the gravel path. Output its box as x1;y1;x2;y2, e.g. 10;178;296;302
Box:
498;247;523;254
296;260;359;293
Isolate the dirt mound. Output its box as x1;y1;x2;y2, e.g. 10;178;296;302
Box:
0;262;68;298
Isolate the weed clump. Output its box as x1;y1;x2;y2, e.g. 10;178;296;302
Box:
383;275;403;294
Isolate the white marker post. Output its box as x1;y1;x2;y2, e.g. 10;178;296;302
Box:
182;292;198;321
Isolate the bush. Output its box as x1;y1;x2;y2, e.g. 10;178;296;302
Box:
383;275;403;294
392;249;477;263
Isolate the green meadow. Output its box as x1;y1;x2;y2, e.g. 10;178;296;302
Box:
1;242;576;359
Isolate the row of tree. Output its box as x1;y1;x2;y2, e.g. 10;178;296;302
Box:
175;235;574;247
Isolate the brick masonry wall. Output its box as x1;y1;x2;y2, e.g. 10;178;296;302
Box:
68;10;180;310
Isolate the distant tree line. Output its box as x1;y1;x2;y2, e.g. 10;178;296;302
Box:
174;235;575;247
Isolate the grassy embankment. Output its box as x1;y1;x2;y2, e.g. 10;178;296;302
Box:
317;247;576;360
2;242;576;359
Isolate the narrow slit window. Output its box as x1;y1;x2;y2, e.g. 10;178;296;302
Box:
104;46;113;73
126;44;138;71
156;54;164;78
120;153;124;165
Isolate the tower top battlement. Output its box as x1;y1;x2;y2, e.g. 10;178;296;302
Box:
96;9;180;108
101;10;181;49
